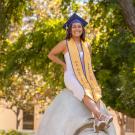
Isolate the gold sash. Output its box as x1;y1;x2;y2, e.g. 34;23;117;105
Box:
67;38;102;102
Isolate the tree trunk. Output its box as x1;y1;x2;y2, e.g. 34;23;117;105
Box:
117;0;135;36
16;108;20;130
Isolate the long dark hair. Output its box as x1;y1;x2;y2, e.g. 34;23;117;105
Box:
65;24;86;41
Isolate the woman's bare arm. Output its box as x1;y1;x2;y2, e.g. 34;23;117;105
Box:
48;40;66;70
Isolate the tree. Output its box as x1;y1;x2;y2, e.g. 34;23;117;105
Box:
84;0;135;117
0;0;32;39
0;0;65;129
0;70;47;129
117;0;135;35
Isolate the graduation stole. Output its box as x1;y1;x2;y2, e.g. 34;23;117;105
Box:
67;38;101;102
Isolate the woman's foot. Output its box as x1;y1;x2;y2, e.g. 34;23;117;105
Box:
98;114;113;127
94;119;106;132
93;113;113;132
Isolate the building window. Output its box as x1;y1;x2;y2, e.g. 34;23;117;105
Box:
125;116;135;132
23;107;34;130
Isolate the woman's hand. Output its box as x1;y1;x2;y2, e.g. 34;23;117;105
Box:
47;40;67;72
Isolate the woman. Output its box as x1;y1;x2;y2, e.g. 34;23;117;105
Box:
48;13;113;131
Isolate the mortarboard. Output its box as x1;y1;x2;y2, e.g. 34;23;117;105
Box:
63;13;88;30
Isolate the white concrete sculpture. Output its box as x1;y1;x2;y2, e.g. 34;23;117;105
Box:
36;89;116;135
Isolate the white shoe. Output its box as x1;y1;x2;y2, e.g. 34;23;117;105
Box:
94;119;106;132
98;114;113;128
104;115;113;125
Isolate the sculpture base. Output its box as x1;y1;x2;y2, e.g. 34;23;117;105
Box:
36;89;116;135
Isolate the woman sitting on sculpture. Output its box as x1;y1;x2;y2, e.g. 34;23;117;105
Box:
48;13;113;131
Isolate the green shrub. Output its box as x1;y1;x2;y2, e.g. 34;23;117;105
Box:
0;130;6;135
0;130;28;135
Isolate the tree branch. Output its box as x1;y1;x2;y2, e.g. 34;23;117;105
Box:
117;0;135;35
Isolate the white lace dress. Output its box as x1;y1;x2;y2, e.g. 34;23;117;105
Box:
64;51;85;101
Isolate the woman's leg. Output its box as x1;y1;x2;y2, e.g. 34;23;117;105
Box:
82;95;101;119
82;95;108;132
82;95;113;124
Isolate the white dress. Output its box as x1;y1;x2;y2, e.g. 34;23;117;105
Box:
64;51;85;101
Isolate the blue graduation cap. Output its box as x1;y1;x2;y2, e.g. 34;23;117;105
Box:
63;13;88;30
